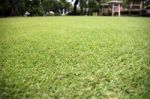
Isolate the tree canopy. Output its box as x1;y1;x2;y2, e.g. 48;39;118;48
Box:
0;0;150;16
0;0;72;16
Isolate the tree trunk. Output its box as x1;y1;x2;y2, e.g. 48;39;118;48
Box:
73;0;79;12
11;0;19;16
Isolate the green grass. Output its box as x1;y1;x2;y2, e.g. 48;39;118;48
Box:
0;16;150;99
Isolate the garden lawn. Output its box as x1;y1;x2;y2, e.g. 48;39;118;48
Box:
0;16;150;99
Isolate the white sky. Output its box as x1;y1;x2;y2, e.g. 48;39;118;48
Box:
66;0;74;5
67;0;72;2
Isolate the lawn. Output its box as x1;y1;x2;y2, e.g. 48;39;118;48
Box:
0;16;150;99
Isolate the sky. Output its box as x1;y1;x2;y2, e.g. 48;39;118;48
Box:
67;0;74;5
67;0;72;2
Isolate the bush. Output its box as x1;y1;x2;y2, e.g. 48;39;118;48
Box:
67;11;83;16
54;13;61;16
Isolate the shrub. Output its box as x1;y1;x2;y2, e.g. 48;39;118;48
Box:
67;11;83;16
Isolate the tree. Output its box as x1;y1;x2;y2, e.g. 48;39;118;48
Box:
79;0;87;14
0;0;20;16
71;0;102;15
73;0;79;12
59;0;72;14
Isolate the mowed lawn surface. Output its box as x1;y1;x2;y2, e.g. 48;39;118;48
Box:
0;17;150;99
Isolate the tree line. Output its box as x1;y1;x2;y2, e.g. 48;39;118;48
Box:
0;0;150;16
0;0;72;16
0;0;117;16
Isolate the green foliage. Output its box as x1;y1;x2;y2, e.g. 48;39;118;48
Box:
0;0;72;16
67;11;84;15
38;0;44;16
145;5;150;9
0;17;150;99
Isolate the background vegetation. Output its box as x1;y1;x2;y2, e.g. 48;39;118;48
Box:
0;0;150;16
